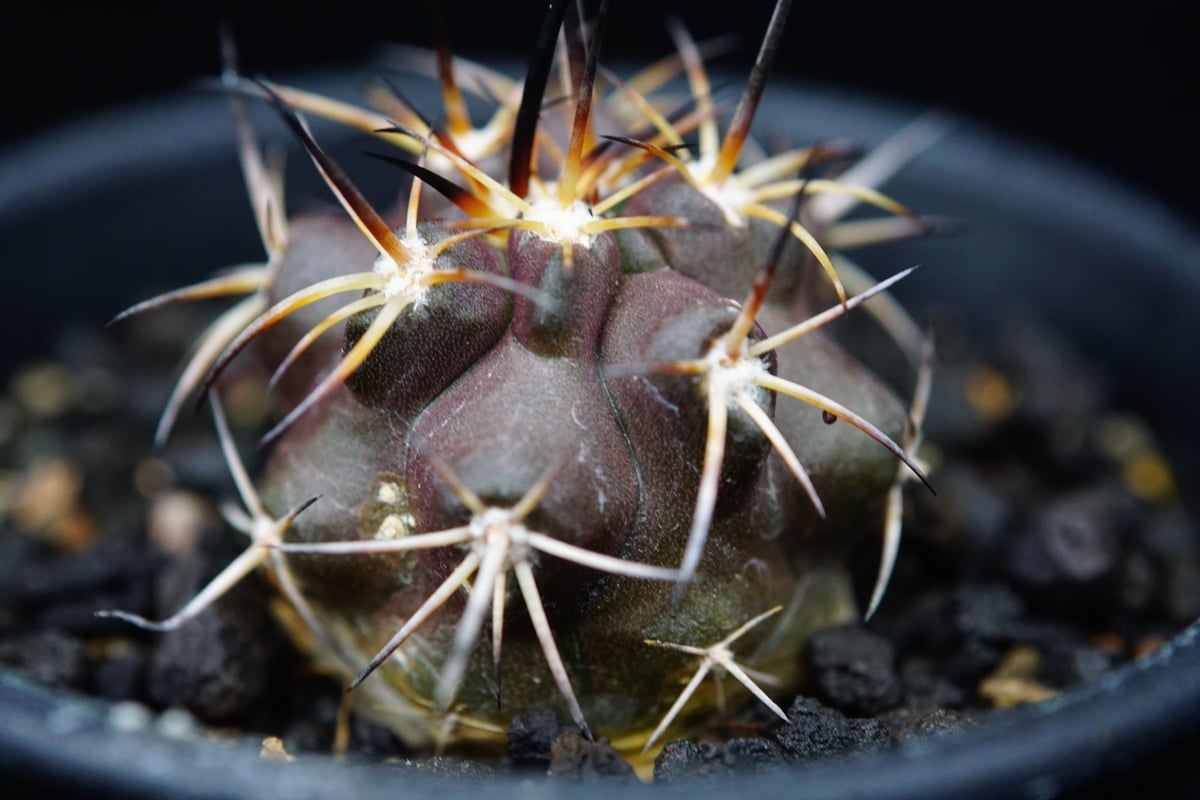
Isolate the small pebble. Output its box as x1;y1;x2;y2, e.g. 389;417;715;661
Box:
10;362;76;420
962;364;1017;423
11;459;94;551
977;646;1055;708
108;700;154;733
261;736;296;762
156;706;200;739
146;490;212;556
547;731;636;781
1134;635;1167;660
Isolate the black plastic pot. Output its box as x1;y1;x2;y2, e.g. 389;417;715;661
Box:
2;74;1198;798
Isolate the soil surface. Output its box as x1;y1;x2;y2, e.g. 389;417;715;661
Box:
1;303;1196;782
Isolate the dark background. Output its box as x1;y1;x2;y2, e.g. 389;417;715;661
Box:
4;1;1196;225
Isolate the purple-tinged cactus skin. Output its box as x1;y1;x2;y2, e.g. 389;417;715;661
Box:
102;0;942;764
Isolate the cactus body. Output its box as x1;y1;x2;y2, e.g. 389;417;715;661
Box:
109;0;937;761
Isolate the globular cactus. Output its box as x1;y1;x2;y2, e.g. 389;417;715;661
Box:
102;0;940;761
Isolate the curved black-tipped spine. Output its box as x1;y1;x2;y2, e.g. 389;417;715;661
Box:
508;0;570;198
366;152;477;213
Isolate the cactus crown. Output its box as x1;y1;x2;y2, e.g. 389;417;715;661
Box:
102;0;940;762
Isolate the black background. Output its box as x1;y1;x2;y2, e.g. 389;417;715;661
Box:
4;1;1196;226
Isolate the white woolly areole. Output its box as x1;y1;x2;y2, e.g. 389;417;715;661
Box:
686;154;754;227
373;233;436;304
704;340;772;409
525;197;596;246
702;182;754;227
469;507;531;561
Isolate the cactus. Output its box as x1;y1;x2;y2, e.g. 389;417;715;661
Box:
101;0;940;761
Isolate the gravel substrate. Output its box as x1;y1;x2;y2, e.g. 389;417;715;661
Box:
1;303;1195;782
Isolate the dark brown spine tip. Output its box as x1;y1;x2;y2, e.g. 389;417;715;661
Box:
559;0;608;206
253;80;404;261
365;152;482;216
422;0;471;134
509;0;570;199
712;0;794;184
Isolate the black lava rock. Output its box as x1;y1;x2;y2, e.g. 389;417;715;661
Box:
1004;490;1125;611
771;696;890;764
146;552;281;722
547;732;636;781
507;708;566;767
807;624;902;716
